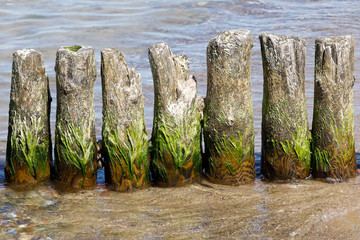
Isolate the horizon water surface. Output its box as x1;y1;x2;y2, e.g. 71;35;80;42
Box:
1;0;360;239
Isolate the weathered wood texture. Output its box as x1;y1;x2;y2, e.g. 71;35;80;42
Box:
260;33;311;180
101;48;149;191
148;43;203;187
312;36;356;180
5;49;51;184
54;46;97;187
204;29;255;185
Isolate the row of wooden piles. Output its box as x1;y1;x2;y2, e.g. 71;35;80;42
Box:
5;30;356;190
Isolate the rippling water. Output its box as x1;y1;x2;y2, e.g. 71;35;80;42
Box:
1;0;360;238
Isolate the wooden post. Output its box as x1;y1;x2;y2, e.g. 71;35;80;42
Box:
259;33;311;180
5;49;51;184
54;46;97;187
204;29;255;184
312;36;356;180
101;48;150;191
148;43;203;187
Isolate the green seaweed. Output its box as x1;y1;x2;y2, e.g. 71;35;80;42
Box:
212;131;252;173
264;98;311;169
225;162;234;176
64;45;82;52
151;153;168;181
331;113;354;162
152;109;202;181
9;113;49;179
292;128;311;169
56;121;94;186
312;104;354;171
313;148;332;171
102;119;149;182
277;140;291;155
269;126;311;169
203;101;255;176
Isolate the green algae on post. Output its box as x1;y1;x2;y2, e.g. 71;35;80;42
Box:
101;48;149;191
311;36;356;180
152;111;202;182
204;29;255;185
5;49;51;184
8;114;49;179
56;120;95;187
102;121;149;188
64;45;82;52
148;43;203;187
259;33;310;180
54;46;97;188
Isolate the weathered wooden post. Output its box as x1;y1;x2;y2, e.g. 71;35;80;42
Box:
148;43;203;187
260;33;311;180
5;49;51;184
101;48;149;191
204;29;255;184
312;36;356;180
54;46;97;187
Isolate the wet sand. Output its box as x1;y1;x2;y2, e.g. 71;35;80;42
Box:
1;176;360;239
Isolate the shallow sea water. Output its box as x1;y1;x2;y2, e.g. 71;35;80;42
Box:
1;0;360;239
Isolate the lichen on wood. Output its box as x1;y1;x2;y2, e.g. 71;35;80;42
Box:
311;36;356;180
260;33;310;180
101;48;150;191
5;49;51;184
204;29;255;185
148;43;203;187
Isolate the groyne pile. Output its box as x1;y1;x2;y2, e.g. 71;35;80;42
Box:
5;30;356;189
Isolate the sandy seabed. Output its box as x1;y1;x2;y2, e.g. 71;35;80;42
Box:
1;175;360;239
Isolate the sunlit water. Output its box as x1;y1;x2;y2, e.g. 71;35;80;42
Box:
1;0;360;239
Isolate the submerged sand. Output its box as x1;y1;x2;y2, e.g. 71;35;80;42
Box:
1;175;360;239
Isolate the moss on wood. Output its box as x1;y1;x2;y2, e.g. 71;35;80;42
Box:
64;45;82;52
